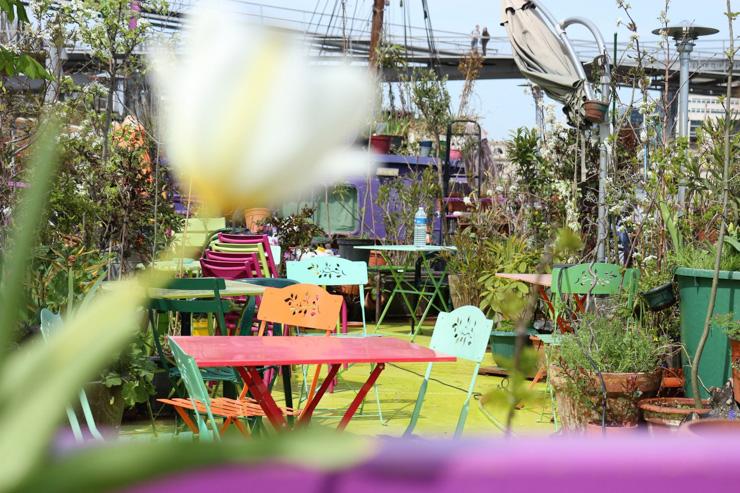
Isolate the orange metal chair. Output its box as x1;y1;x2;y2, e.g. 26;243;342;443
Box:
255;284;344;408
157;339;295;438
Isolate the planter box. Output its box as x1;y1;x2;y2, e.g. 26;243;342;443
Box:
675;267;740;398
337;238;374;263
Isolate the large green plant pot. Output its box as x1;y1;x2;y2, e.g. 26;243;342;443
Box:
676;267;740;398
490;331;517;363
489;328;537;365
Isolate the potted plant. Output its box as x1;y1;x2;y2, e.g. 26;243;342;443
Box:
94;330;157;432
638;397;710;433
549;313;668;432
260;207;326;269
638;265;677;312
674;239;740;396
718;313;740;403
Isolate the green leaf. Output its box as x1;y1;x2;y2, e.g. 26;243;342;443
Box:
0;279;150;492
0;119;59;359
13;432;373;493
724;235;740;253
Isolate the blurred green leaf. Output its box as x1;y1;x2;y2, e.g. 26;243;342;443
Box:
13;431;372;493
0;118;59;361
0;279;148;492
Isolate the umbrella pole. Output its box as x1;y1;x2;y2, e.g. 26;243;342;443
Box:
559;15;613;262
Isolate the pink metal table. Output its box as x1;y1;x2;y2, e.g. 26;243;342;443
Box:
172;336;455;431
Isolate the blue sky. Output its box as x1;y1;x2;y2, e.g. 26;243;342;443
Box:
225;1;733;139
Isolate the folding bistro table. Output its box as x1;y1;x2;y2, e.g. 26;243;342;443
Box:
172;335;455;431
354;245;457;340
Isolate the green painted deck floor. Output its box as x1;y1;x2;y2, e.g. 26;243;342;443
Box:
125;323;555;438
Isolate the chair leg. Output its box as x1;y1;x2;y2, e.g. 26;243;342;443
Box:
454;399;471;438
306;364;323;407
233;418;251;438
173;407;199;434
404;364;432;437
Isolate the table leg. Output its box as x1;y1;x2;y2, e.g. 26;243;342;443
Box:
297;363;341;426
410;256;450;341
375;267;381;324
236;366;287;431
281;365;294;427
337;363;385;431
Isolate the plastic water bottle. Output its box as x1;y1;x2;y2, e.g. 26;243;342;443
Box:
413;206;427;247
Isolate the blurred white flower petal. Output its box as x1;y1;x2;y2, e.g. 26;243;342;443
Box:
149;2;375;211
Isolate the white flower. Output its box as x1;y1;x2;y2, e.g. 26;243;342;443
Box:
463;196;472;206
149;2;375;211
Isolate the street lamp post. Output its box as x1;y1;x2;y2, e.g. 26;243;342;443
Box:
652;22;718;206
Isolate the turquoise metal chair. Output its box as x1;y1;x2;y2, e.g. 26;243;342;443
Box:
286;256;369;335
40;309;104;442
166;339;223;441
405;305;493;438
286;257;384;422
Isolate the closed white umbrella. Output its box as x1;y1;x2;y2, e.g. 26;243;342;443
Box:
501;0;592;126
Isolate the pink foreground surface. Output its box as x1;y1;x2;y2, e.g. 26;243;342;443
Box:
125;435;740;493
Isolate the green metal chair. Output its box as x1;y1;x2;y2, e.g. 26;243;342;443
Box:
405;305;493;438
166;338;223;441
40;309;104;443
209;242;272;277
550;263;640;326
286;257;384;422
148;278;242;386
543;263;639;430
286;256;369;335
235;277;298;336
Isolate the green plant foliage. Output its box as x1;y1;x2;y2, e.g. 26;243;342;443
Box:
715;313;740;341
551;314;669;426
100;330;157;408
376;167;439;264
555;313;668;375
262;206;326;255
0;0;50;80
478;236;541;322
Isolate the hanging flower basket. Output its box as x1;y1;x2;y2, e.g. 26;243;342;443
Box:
584;100;608;123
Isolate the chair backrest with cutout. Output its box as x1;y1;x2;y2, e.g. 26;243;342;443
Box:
257;283;343;333
429;305;493;363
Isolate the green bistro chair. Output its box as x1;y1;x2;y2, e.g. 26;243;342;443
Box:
209;241;272;278
405;305;493;438
543;263;640;430
171;217;226;259
286;256;369;335
165;338;223;441
40;309;104;443
148;278;242;387
235;277;299;336
550;262;640;326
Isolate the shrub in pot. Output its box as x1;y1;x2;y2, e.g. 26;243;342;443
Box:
549;313;668;431
719;313;740;403
98;331;157;429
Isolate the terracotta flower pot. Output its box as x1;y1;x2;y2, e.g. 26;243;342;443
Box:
682;418;740;436
731;338;740;403
550;366;662;430
638;397;711;433
585;422;640;436
584;100;608;123
244;207;271;232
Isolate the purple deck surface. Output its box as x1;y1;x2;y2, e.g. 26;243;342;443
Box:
124;436;740;493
